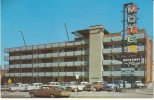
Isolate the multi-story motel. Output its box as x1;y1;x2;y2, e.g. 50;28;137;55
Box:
2;25;153;84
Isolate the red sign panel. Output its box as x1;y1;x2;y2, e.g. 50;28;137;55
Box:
127;5;138;14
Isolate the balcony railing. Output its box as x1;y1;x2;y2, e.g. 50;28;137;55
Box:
4;72;87;77
103;33;145;43
103;58;145;65
103;46;144;54
5;50;88;61
4;61;88;69
4;40;88;53
103;71;144;76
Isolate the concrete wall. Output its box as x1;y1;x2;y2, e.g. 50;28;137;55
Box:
146;34;153;83
89;25;104;83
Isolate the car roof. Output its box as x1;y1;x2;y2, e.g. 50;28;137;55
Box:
41;85;59;87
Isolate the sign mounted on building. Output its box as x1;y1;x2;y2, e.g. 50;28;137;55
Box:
127;5;138;34
121;67;135;76
126;4;139;53
127;35;137;45
127;45;138;53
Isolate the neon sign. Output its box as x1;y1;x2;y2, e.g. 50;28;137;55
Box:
127;5;138;34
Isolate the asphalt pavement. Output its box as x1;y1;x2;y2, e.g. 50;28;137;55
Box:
1;88;153;98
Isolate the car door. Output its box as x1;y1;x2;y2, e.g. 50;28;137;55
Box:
36;87;49;97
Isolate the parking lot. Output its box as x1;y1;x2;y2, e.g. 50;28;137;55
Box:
1;88;153;98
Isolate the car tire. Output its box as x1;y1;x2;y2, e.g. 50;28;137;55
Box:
30;93;36;98
112;87;116;92
50;94;55;98
92;88;96;92
16;89;20;92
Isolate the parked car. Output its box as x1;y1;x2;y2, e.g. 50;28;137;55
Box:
91;81;104;92
66;81;86;92
114;80;131;89
29;85;71;98
60;82;67;90
27;83;43;91
80;82;89;86
83;83;92;91
47;82;60;87
102;81;117;92
132;81;144;88
1;83;10;91
10;83;28;92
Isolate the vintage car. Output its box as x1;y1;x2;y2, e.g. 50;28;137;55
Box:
10;83;28;92
66;81;87;92
29;85;71;98
27;83;43;91
132;81;144;88
83;84;92;91
102;81;117;92
91;81;104;92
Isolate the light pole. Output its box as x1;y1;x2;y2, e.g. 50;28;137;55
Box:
110;71;114;83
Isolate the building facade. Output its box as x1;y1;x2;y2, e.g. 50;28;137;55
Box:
2;25;153;84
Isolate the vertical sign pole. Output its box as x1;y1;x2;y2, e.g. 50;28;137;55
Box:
122;3;133;89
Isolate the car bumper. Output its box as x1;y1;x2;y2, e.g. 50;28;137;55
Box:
61;91;71;97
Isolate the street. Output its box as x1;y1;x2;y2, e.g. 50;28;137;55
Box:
1;88;153;98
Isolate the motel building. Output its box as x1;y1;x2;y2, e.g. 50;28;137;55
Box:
2;25;153;84
1;4;153;84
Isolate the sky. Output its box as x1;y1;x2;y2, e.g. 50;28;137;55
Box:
1;0;153;68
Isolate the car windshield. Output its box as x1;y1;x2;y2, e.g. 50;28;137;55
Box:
14;84;20;87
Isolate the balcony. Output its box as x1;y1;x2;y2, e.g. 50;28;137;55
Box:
14;47;20;51
33;45;39;50
45;63;52;67
4;56;9;61
59;42;66;47
65;42;74;47
15;56;20;60
66;52;74;56
52;43;59;48
103;46;144;54
135;71;144;76
103;60;122;65
4;48;10;53
14;73;20;76
52;53;59;57
103;59;145;65
26;64;32;68
4;64;9;69
5;50;88;61
46;44;52;48
46;53;52;58
75;41;82;45
103;71;144;76
39;45;45;49
38;54;46;58
59;52;66;57
4;72;87;77
26;73;33;76
103;33;145;43
5;61;88;69
26;55;32;59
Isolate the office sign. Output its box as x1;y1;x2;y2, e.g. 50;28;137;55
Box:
121;67;135;76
